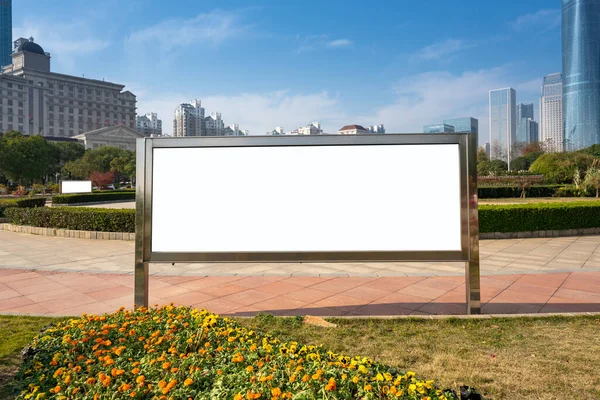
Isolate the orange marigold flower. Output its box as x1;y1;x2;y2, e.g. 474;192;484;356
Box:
162;362;171;370
130;392;137;398
246;366;254;373
136;375;145;384
271;388;282;397
132;367;140;374
325;378;336;391
158;380;167;389
50;385;61;393
364;384;373;392
302;374;310;383
86;377;96;385
234;394;243;400
184;378;193;386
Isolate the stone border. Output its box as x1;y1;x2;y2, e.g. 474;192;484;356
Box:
50;199;135;207
480;227;600;239
0;223;135;241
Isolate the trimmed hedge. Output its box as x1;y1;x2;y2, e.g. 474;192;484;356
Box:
479;201;600;233
52;190;136;204
5;207;135;232
478;185;563;199
0;197;46;218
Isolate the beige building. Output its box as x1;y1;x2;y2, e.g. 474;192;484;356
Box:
173;100;204;137
136;112;162;136
73;125;144;152
0;38;136;137
338;124;370;135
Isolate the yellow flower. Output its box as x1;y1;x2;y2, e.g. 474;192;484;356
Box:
184;378;193;386
364;384;372;392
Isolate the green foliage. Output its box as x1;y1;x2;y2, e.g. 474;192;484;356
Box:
478;185;562;199
52;191;136;204
583;164;600;198
50;141;85;172
476;148;488;163
5;207;135;232
62;146;131;179
578;143;600;158
110;152;136;182
509;151;544;172
479;201;600;233
0;132;59;184
530;152;596;183
553;185;590;197
477;159;508;176
0;198;46;218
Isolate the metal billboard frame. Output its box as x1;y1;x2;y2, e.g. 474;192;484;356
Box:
135;133;480;314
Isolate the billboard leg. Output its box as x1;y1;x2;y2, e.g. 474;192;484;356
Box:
134;261;149;309
466;260;481;314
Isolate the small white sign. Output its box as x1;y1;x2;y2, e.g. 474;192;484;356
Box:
60;180;92;194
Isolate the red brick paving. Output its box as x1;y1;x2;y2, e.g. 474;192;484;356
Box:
0;268;599;317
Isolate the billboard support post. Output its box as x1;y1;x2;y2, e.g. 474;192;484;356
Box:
134;139;149;308
466;132;481;314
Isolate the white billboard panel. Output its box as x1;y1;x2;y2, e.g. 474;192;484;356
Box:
151;144;462;253
60;180;92;194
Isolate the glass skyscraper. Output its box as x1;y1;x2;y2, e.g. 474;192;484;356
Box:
516;103;534;144
562;0;600;151
423;124;454;133
540;73;564;152
443;117;478;134
489;88;516;164
0;0;11;68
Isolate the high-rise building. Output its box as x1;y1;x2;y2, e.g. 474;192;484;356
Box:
540;73;563;152
136;112;162;136
443;117;478;134
562;0;600;150
173;100;204;137
367;124;385;134
515;103;534;144
423;123;454;133
0;0;10;68
203;112;225;136
0;38;136;137
489;88;516;164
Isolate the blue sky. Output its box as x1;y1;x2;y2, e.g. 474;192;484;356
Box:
13;0;562;142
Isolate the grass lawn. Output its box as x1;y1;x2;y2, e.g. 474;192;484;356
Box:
479;197;600;204
1;314;599;399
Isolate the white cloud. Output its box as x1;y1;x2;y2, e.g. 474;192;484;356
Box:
410;39;476;62
126;10;249;52
13;20;109;71
327;39;353;48
512;9;561;32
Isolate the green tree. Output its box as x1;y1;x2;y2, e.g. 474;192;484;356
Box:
50;141;85;173
478;159;508;176
0;132;58;184
509;151;544;172
579;143;600;158
110;152;136;184
530;152;596;184
583;161;600;197
62;146;128;179
477;148;489;163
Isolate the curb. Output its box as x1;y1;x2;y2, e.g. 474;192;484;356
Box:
0;223;134;241
50;199;135;207
480;227;600;239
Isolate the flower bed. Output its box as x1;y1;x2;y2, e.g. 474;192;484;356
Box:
15;307;473;399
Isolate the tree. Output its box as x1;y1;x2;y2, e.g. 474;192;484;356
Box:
477;148;489;163
89;171;115;188
579;144;600;158
62;146;128;179
521;142;546;156
478;159;508;176
0;132;58;184
583;160;600;197
509;151;544;172
530;152;596;183
51;141;85;173
110;152;136;184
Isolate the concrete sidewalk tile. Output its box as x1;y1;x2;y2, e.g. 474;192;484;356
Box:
0;288;23;301
349;303;416;316
2;303;52;315
397;283;448;300
284;287;334;303
86;285;135;301
0;271;42;283
252;280;304;296
191;298;245;314
0;295;35;311
369;292;431;310
481;302;544;314
195;283;248;298
251;296;308;313
235;276;286;288
157;290;215;307
309;277;373;293
221;289;278;306
342;285;392;302
38;293;98;314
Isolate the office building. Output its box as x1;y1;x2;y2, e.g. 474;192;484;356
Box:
0;38;136;137
367;124;385;134
173;100;204;137
136;112;162;136
443;117;478;134
423;124;454;133
73;125;144;152
489;88;516;164
540;73;564;152
516;103;534;144
562;0;600;150
0;0;10;68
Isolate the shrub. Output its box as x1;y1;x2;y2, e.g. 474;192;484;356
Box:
15;306;465;400
478;185;561;198
530;152;596;183
5;207;135;232
52;191;136;204
0;197;46;218
479;201;600;233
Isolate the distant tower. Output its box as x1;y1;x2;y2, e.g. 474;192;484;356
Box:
516;103;534;145
0;0;11;67
489;88;516;164
540;73;563;152
562;0;600;150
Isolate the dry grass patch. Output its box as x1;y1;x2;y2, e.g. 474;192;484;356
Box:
240;314;600;400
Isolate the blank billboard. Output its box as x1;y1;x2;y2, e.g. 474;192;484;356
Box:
150;144;462;254
60;180;92;194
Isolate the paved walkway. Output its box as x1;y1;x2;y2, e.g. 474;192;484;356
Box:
0;231;599;317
